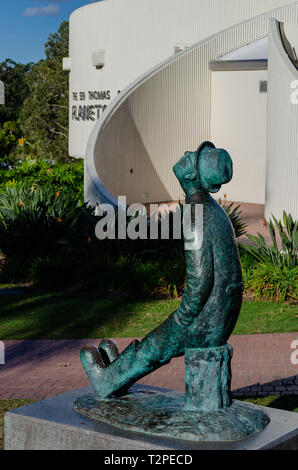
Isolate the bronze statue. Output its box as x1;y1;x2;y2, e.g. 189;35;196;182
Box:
75;142;269;441
80;142;243;399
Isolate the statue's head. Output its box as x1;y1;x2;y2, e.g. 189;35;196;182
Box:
173;141;233;198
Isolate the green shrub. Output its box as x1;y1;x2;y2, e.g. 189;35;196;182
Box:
28;256;78;288
218;198;247;238
242;211;297;269
0;256;29;284
0;121;21;156
239;249;258;291
0;157;84;201
77;252;185;299
0;186;247;293
0;186;95;281
246;263;298;302
240;212;297;302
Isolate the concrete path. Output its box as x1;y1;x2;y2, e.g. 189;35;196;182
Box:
0;333;297;400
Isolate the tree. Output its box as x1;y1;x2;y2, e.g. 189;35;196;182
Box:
0;59;33;126
22;21;69;163
0;120;21;157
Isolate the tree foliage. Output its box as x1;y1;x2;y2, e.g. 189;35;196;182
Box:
0;120;21;156
21;21;69;162
0;59;33;126
0;156;84;201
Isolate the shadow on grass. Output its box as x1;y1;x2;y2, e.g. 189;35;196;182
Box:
268;394;298;412
0;289;179;340
0;288;146;340
239;394;298;413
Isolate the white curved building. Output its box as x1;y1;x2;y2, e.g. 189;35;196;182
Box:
65;0;298;219
266;19;298;220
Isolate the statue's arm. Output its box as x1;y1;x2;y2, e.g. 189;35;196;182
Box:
174;245;214;326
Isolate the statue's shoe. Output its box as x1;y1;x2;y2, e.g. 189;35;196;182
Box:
98;338;119;364
80;345;110;398
80;339;142;399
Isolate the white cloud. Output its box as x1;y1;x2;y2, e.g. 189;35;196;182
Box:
23;3;60;17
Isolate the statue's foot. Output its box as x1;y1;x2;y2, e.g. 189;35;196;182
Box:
98;338;119;364
80;339;146;399
80;339;131;399
80;345;110;398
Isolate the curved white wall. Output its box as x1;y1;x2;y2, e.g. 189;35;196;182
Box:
265;19;298;219
219;38;269;60
68;0;297;158
211;69;268;204
85;1;298;206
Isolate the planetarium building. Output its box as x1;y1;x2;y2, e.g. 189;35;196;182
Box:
64;0;298;219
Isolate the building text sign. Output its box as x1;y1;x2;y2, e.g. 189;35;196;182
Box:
71;89;112;122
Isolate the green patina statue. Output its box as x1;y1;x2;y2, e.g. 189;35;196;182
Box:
76;142;269;441
80;141;243;397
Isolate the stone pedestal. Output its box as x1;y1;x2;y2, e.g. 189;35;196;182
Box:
4;385;298;450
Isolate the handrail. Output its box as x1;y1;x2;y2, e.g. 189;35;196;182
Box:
271;18;298;74
278;20;298;68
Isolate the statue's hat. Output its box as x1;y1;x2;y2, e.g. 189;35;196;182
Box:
173;141;232;195
196;141;233;186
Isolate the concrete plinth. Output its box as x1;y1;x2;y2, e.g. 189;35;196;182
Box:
4;385;298;450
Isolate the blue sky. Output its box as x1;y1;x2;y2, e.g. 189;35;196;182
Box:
0;0;99;64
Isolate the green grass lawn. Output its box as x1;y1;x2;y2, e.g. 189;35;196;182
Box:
0;395;297;450
242;394;298;413
0;289;297;339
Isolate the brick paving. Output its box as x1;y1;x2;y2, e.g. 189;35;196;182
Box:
0;333;297;400
236;202;283;246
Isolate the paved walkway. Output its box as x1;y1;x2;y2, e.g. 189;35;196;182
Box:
0;333;297;400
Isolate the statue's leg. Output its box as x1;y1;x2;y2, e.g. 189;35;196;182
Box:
80;310;189;399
